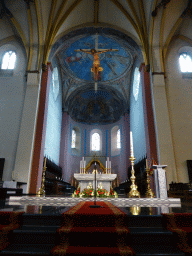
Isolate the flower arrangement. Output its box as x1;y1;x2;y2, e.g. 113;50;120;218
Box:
81;188;94;197
108;187;118;198
96;188;108;197
72;186;118;198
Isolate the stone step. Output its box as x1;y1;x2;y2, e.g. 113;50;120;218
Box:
22;214;62;226
12;230;58;244
125;215;163;228
129;227;173;245
0;244;55;256
131;244;185;256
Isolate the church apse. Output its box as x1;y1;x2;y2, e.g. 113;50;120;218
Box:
51;27;143;187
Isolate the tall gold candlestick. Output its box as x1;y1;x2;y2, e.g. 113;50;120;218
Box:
37;157;46;197
129;155;140;198
145;159;154;198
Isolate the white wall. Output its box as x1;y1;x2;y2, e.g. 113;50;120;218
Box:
0;42;27;181
165;39;192;183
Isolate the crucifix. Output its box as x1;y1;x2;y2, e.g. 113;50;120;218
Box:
75;34;118;92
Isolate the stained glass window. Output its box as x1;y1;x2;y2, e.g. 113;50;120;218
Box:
179;53;192;72
92;133;100;151
1;51;16;69
71;129;76;148
117;129;121;148
133;67;140;101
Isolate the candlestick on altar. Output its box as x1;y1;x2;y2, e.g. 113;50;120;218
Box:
43;157;47;168
106;161;108;174
84;161;86;174
145;159;154;198
130;131;134;157
128;132;140;198
36;157;46;197
80;161;82;174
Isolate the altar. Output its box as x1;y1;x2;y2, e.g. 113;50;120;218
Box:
74;173;117;192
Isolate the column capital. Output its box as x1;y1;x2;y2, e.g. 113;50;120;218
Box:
26;71;41;86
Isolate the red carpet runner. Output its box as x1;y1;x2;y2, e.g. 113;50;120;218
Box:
51;201;135;255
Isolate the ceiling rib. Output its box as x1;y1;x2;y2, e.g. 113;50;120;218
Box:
94;0;99;25
43;0;83;64
149;0;158;72
110;0;148;64
34;0;43;70
162;17;183;62
26;2;33;70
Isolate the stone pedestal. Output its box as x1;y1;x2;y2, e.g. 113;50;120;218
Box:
74;173;117;192
152;165;168;199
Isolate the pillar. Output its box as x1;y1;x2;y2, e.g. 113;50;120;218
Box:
140;64;158;166
29;63;52;194
152;73;178;185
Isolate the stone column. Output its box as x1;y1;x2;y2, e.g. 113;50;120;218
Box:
152;73;178;184
140;64;158;165
29;64;52;194
152;165;168;199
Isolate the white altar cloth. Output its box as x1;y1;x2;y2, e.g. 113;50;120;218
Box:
74;173;117;192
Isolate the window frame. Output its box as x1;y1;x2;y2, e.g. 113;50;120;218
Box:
91;132;100;151
133;67;140;101
71;129;76;149
178;47;192;79
1;50;17;70
117;128;121;149
90;129;102;155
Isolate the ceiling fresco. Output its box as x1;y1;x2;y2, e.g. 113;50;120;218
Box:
63;35;132;82
65;87;125;124
52;28;141;124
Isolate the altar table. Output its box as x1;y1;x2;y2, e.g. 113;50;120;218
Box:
74;173;117;192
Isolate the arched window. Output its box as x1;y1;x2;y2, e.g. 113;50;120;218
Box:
92;132;100;151
111;126;121;156
52;67;59;100
71;129;76;148
133;67;140;101
117;129;121;149
179;53;192;72
1;51;16;69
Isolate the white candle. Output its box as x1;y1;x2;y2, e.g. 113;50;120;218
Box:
106;161;108;173
130;131;134;157
80;161;82;173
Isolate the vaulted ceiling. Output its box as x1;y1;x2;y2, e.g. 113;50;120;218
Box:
1;0;191;123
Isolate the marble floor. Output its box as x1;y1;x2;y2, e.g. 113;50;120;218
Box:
0;195;191;215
